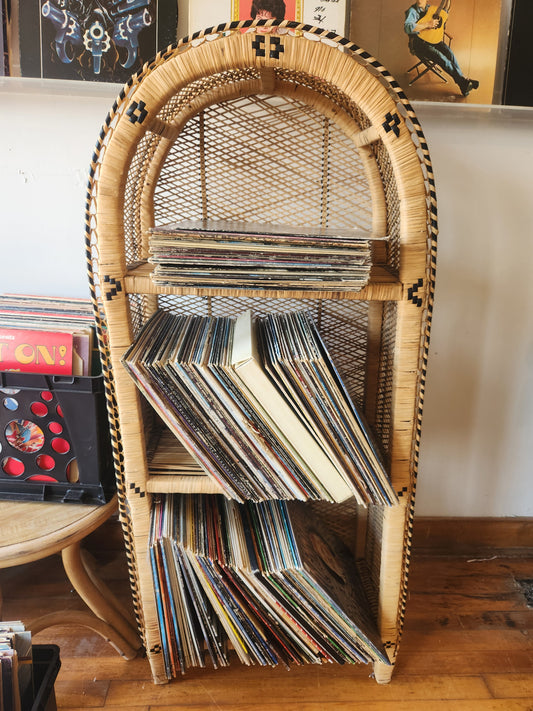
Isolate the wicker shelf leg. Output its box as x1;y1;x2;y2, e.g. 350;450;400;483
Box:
373;660;394;684
61;540;142;654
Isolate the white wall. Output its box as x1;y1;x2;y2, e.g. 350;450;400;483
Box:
0;79;116;299
1;78;532;517
414;103;533;517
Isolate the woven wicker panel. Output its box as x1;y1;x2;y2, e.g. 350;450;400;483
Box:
154;94;373;232
366;504;385;600
120;69;403;270
375;301;398;453
124;133;161;261
306;498;360;544
373;142;401;272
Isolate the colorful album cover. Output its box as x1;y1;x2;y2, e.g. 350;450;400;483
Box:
5;419;45;454
0;327;73;375
188;0;349;37
349;0;511;105
12;0;178;82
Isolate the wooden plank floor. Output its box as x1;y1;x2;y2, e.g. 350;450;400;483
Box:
1;519;532;710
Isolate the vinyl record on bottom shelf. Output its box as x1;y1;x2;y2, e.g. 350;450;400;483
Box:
149;494;389;678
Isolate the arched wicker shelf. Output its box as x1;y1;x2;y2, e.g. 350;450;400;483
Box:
86;19;437;685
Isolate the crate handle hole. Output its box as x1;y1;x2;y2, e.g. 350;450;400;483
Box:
51;437;70;454
2;456;24;477
37;454;56;471
67;459;79;483
2;397;19;411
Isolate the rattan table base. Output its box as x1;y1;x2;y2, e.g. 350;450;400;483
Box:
0;498;141;660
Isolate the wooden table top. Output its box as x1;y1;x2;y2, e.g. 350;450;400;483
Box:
0;496;118;568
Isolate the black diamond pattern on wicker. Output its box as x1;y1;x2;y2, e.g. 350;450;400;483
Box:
408;278;425;307
127;100;148;124
103;275;122;300
270;36;284;58
129;482;146;498
251;35;266;57
382;112;401;138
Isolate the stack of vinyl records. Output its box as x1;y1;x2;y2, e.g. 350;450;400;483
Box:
0;294;98;376
122;308;396;505
148;220;385;291
0;621;33;710
150;494;390;677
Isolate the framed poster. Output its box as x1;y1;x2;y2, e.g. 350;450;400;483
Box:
232;0;349;35
6;0;178;82
349;0;513;105
233;0;300;24
188;0;349;38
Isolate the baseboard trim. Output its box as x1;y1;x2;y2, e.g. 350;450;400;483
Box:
412;516;533;556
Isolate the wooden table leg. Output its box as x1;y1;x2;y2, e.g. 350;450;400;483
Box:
59;540;142;657
29;611;139;660
79;547;139;634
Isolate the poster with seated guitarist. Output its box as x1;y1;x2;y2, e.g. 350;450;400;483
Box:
404;0;479;96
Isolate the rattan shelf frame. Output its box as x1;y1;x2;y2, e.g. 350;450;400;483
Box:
86;19;437;686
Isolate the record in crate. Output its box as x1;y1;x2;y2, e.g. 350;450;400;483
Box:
0;295;114;504
0;293;97;376
122;308;396;506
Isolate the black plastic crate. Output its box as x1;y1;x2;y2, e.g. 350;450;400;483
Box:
0;371;115;505
27;645;61;711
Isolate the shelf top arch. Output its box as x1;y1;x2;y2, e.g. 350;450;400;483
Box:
87;20;437;305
